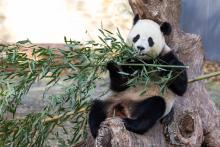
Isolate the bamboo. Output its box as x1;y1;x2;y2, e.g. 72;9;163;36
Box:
188;71;220;83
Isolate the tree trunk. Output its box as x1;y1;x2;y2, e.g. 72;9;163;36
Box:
83;0;220;146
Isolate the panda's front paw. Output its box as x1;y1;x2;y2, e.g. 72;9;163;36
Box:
106;60;120;72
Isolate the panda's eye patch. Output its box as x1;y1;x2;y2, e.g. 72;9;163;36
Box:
148;37;154;47
133;34;140;43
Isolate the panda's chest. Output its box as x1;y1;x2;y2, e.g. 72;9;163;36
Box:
112;84;171;100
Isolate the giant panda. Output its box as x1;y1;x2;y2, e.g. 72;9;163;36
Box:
88;15;188;138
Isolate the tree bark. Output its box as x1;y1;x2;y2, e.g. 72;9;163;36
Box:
83;0;220;146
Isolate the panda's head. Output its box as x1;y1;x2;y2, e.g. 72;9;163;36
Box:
127;15;172;59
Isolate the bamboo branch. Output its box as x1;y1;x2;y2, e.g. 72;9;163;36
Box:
188;71;220;83
43;108;87;123
0;108;88;137
0;71;219;137
0;71;218;122
120;63;189;69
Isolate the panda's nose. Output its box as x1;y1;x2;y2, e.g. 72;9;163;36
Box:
137;46;145;51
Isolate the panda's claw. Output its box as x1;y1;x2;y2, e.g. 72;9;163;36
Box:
160;107;174;125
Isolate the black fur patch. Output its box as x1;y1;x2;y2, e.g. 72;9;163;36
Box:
123;96;166;134
107;61;130;92
133;14;140;25
148;37;154;47
159;51;188;96
160;22;172;35
133;34;140;43
88;100;107;138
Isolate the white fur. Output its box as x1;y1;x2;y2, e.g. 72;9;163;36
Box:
109;83;175;118
127;19;167;59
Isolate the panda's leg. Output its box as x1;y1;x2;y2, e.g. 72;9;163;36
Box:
123;96;166;134
160;107;174;125
88;100;107;138
159;51;188;96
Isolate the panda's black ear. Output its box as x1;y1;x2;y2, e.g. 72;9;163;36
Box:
160;22;172;35
133;14;140;25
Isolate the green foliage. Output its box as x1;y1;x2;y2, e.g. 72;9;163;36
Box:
0;29;134;146
0;29;187;146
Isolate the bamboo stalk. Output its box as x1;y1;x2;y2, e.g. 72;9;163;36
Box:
188;71;220;83
120;63;189;69
43;108;87;123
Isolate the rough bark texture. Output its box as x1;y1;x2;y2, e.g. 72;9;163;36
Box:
83;0;220;146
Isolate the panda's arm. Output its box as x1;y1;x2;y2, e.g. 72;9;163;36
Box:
107;58;154;92
107;59;144;92
107;61;130;92
158;51;188;96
